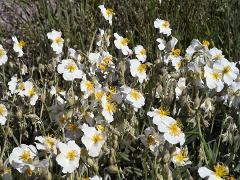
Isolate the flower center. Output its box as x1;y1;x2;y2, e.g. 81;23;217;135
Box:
214;164;229;177
140;48;146;56
17;82;25;91
130;90;141;101
147;135;156;146
157;107;170;117
213;54;222;60
95;91;104;101
0;48;6;57
67;150;77;161
97;124;105;132
85;81;94;91
66;63;77;72
172;48;181;57
168;122;181;136
28;88;36;97
53;37;63;44
18;40;26;47
105;102;116;113
222;66;231;74
91;134;104;144
202;40;210;47
20;150;31;162
0;106;6;116
45;137;55;149
120;38;129;46
211;72;221;80
175;150;187;162
137;64;147;74
162;20;170;28
106;8;113;16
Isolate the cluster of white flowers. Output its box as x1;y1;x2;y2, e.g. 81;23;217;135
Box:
0;3;238;179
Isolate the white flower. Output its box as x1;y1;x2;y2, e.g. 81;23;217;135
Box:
129;59;147;83
0;104;7;125
156;38;166;51
8;75;18;94
47;30;64;54
114;33;132;56
154;19;172;36
57;59;83;81
35;136;58;154
23;81;38;105
134;45;147;62
88;52;101;65
12;36;25;57
122;87;145;111
9;144;37;173
213;58;239;85
204;65;224;92
90;175;102;180
56;141;81;173
175;78;186;99
98;5;114;25
198;164;229;180
81;123;105;157
147;107;172;125
80;75;95;99
139;127;161;153
172;147;191;166
209;47;225;61
96;29;110;47
156;117;185;145
50;86;66;104
171;56;183;70
101;95;116;123
0;44;8;65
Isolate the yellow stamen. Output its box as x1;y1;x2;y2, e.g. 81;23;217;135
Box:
157;107;170;117
0;105;6;116
66;150;77;160
202;40;210;47
222;66;231;74
105;102;116;113
147;135;156;146
214;163;229;177
20;150;31;162
45;137;55;149
130;90;141;101
28;88;36;97
95;91;104;101
211;72;221;80
172;48;181;57
175;150;187;162
0;48;6;57
140;48;146;56
53;37;63;44
91;134;104;144
168;122;181;136
85;81;94;91
18;40;26;47
162;20;170;28
66;63;77;72
17;82;25;91
59;114;68;124
120;38;129;46
106;8;113;16
97;124;105;132
137;64;147;74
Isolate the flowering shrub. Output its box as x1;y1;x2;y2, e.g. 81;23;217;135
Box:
0;2;239;180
